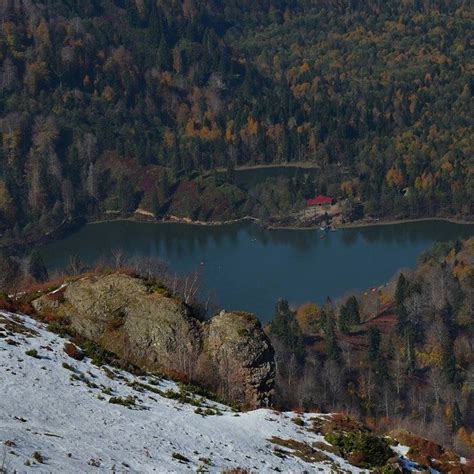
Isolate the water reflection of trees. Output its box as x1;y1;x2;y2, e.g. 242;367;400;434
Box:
42;220;474;294
257;228;317;252
159;222;243;258
357;221;474;245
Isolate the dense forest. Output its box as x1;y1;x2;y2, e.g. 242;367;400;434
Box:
269;237;474;457
0;0;473;244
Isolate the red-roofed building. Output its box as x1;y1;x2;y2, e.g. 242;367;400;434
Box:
306;195;334;207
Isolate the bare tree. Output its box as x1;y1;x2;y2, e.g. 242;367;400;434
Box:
324;359;345;409
174;335;200;381
1;56;17;91
180;270;201;305
111;248;126;269
428;366;444;407
340;340;354;369
68;254;84;276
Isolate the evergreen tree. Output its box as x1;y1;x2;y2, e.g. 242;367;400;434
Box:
126;1;140;27
405;323;417;374
346;296;360;325
226;162;235;184
302;175;315;199
339;295;360;333
117;176;137;213
339;305;350;334
151;191;161;219
0;251;21;290
396;299;409;334
395;273;408;308
271;299;305;362
321;307;341;362
161;171;171;199
442;345;457;385
368;327;381;363
29;250;49;283
157;36;172;70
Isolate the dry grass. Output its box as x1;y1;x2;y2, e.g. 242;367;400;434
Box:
269;437;330;463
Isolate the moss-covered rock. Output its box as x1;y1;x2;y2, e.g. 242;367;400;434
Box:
32;273;275;408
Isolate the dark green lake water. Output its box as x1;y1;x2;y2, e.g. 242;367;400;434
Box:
38;220;474;322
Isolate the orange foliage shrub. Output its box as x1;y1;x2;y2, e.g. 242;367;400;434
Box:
63;342;84;361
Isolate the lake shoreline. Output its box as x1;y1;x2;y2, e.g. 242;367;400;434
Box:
336;216;474;230
88;213;474;232
2;212;473;255
214;162;320;172
38;216;474;321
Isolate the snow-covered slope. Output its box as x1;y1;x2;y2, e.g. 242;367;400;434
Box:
0;311;365;473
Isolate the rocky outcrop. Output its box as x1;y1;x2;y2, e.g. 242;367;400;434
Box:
204;311;274;408
33;273;274;408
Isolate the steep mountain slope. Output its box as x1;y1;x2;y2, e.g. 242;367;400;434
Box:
0;311;370;472
0;0;472;246
31;272;275;409
268;237;474;463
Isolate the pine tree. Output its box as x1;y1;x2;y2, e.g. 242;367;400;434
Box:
302;175;315;199
395;273;408;308
339;296;360;333
117;176;136;213
451;401;463;433
126;1;140;28
346;296;360;325
29;250;48;283
339;305;350;334
151;191;161;219
368;327;381;363
405;323;417;374
396;299;408;334
271;299;305;362
157;36;171;70
321;307;341;362
0;251;21;290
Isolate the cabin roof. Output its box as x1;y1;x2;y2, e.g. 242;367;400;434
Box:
306;195;333;206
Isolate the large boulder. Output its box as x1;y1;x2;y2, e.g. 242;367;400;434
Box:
33;273;274;408
203;310;275;408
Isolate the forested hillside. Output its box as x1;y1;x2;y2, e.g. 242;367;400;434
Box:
0;0;472;244
269;237;474;458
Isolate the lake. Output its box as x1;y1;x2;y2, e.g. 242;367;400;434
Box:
38;220;474;323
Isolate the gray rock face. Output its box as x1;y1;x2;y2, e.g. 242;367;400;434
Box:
204;310;275;408
33;273;274;408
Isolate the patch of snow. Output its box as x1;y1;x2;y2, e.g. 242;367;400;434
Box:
0;311;366;473
48;283;68;295
392;446;440;474
392;444;410;457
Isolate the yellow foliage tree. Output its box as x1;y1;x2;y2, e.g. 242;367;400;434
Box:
455;427;472;450
415;172;433;191
385;167;404;188
340;180;354;197
102;85;115;102
24;62;49;95
225;120;237;144
240;116;258;141
295;303;321;334
300;62;310;74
